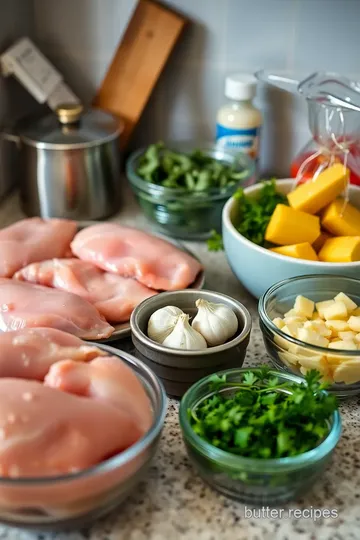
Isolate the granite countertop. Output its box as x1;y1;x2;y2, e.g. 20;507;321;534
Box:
0;189;359;540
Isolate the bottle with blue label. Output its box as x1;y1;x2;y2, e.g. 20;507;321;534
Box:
216;73;262;163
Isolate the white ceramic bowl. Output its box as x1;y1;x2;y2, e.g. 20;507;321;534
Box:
222;179;360;298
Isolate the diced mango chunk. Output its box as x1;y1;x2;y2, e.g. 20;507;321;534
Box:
334;292;357;313
319;236;360;263
270;242;318;261
294;295;314;319
312;231;333;253
322;301;348;321
265;204;320;246
287;163;349;214
321;198;360;237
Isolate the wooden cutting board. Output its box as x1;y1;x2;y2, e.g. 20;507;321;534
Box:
93;0;186;149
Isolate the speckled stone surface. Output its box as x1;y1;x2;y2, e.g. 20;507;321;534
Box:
0;189;359;540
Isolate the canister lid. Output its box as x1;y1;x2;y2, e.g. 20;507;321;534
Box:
18;103;123;149
225;74;257;101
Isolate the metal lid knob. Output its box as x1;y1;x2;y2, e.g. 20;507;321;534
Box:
56;103;84;125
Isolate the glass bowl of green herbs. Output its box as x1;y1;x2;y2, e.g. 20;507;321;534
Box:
179;366;341;505
126;142;255;240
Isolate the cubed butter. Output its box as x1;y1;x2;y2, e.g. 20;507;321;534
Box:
321;198;360;236
270;242;318;261
322;301;348;321
294;295;315;319
316;300;335;319
312;231;333;253
319;236;360;263
287;164;349;214
333;359;360;384
348;316;360;332
334;292;357;313
265;204;320;246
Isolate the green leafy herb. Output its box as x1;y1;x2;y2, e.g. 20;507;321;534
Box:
189;368;338;459
206;179;287;251
207;230;224;252
136;142;249;192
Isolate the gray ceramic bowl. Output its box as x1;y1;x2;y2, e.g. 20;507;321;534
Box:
130;289;252;397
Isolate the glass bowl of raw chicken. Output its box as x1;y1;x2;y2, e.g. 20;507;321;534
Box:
259;274;360;397
0;331;166;530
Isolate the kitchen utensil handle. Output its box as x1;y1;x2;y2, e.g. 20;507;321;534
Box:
255;70;301;92
0;130;21;148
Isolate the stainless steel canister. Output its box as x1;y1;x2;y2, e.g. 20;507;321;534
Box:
4;103;124;220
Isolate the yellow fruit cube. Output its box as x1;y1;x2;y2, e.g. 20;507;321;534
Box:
272;317;285;329
270;243;318;261
278;351;300;367
355;333;360;344
312;231;333;253
322;301;348;321
348;316;360;332
334;292;357;313
297;354;329;376
303;320;332;338
328;340;357;351
294;295;315;319
274;334;291;351
319;236;360;263
322;198;360;236
297;328;329;348
333;359;360;384
284;316;307;325
265;204;320;246
325;319;350;333
316;300;335;319
338;331;357;341
352;307;360;316
287;163;349;214
311;311;322;321
284;308;298;318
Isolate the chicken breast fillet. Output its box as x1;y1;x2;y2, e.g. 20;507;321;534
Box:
14;258;157;323
0;328;104;380
71;224;202;291
0;218;77;278
0;279;114;340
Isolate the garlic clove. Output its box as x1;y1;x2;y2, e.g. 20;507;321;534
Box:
192;299;238;346
162;313;207;350
147;305;184;344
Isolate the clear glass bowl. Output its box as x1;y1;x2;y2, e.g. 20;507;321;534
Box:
126;142;256;240
259;274;360;398
179;367;341;505
0;345;167;531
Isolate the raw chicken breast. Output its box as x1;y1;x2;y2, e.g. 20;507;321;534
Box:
0;328;104;380
71;224;202;290
0;379;144;477
0;218;77;278
45;356;152;432
0;279;114;340
14;258;157;323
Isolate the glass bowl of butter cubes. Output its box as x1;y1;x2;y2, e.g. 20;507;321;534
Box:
259;275;360;397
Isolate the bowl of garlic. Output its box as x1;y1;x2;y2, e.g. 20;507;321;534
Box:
130;290;252;397
259;274;360;397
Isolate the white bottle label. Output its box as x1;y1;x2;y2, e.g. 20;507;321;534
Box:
216;124;260;160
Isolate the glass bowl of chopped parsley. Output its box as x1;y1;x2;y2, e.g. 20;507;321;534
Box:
126;142;255;240
179;366;341;504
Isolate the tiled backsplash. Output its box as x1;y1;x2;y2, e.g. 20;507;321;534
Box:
2;0;360;176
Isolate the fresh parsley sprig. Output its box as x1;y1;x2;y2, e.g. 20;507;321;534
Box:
189;368;338;459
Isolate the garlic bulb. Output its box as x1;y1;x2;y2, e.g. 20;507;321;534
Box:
147;305;184;344
162;313;207;350
192;299;238;346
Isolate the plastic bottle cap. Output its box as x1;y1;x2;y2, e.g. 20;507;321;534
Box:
225;74;257;101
